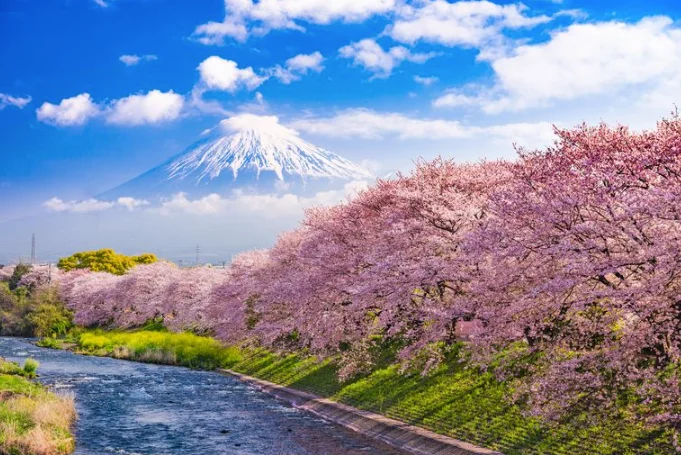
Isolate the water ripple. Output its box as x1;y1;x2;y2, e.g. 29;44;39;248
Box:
0;337;406;455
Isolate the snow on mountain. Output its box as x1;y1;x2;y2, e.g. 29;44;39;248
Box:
100;115;372;200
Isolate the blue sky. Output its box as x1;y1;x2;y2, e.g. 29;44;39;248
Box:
2;0;681;260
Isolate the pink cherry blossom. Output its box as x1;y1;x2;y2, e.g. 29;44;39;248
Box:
55;117;681;441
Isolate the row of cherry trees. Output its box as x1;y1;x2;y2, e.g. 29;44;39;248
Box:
17;118;681;437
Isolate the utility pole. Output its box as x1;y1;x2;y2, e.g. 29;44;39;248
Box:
195;244;201;267
30;234;36;265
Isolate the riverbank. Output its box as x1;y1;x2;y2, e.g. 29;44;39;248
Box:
43;329;674;455
3;337;405;455
0;357;76;455
220;368;502;455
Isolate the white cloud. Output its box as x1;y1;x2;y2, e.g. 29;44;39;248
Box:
120;55;141;66
286;51;325;73
436;16;681;113
218;113;298;136
187;88;232;117
159;193;226;215
359;159;383;174
290;108;555;144
44;196;149;213
291;109;471;139
197;56;267;92
117;197;150;210
271;51;325;84
119;54;158;66
192;0;565;50
193;0;396;44
231;91;269;115
106;90;184;126
0;93;32;110
92;0;109;7
387;0;552;48
483;121;558;149
339;39;438;78
44;197;114;213
432;90;482;108
193;17;249;44
158;181;369;217
36;91;185;127
36;93;100;126
414;75;438;86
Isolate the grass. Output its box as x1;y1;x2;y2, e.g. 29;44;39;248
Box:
0;358;76;455
35;338;65;350
227;347;674;455
63;329;673;455
76;329;242;370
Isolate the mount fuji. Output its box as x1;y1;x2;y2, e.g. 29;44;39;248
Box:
100;115;372;200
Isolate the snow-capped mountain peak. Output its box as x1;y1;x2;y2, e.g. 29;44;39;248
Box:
168;115;371;182
99;114;372;200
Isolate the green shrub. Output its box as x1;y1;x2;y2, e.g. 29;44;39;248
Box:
22;358;39;377
28;303;73;338
0;359;26;377
8;263;31;291
57;249;157;275
140;318;167;332
36;337;63;349
0;285;34;337
1;284;74;338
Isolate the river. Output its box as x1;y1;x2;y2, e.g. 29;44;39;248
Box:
0;337;406;455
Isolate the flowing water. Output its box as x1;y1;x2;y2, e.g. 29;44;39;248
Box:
0;337;406;455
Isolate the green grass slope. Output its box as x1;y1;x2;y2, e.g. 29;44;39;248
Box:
61;329;674;455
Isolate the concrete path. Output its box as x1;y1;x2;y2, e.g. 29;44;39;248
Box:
219;369;503;455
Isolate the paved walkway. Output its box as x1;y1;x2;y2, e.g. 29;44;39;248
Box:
219;369;503;455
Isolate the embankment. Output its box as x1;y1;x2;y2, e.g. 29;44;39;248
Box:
50;329;673;455
221;368;501;455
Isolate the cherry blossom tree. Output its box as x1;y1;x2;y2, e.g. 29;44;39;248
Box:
227;159;510;375
18;265;63;291
465;119;681;435
163;266;229;332
59;262;179;327
60;269;121;327
109;262;180;327
209;250;272;343
54;117;681;442
0;265;15;282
